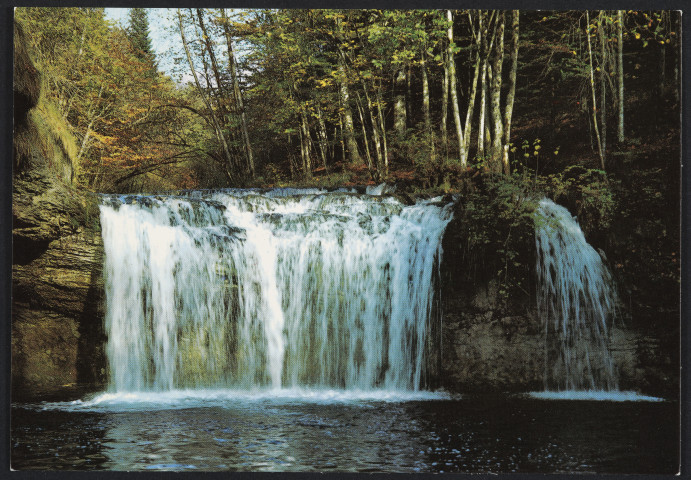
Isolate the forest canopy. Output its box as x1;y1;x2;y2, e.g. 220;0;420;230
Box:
14;8;680;193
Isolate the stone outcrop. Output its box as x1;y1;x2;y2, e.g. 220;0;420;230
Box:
12;222;106;393
12;23;106;396
437;216;678;398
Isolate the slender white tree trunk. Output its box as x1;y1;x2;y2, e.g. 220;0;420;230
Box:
441;49;449;159
502;10;519;174
598;11;607;161
221;9;255;177
586;12;606;171
394;66;407;137
447;10;466;166
177;9;235;181
490;12;506;172
617;10;625;143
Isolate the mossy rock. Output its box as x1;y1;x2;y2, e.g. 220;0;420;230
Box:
13;22;40;133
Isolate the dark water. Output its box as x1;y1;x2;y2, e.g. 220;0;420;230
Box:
11;392;678;473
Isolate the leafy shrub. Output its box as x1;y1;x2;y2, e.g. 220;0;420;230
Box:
449;172;540;310
539;164;616;240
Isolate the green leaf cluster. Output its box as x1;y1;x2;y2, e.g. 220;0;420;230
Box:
452;173;540;308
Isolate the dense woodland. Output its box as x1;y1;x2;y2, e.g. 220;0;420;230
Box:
14;8;680;337
15;8;680;188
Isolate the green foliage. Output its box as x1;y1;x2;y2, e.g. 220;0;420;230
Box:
13;94;80;185
392;128;438;182
16;8;206;193
261;163;286;186
127;8;154;60
539;164;615;236
453;173;540;308
606;164;679;319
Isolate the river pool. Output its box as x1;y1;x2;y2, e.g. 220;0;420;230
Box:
11;389;678;473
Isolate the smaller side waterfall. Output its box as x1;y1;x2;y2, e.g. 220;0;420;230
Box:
535;198;618;391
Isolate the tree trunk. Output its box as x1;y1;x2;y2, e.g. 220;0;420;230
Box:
393;66;407;138
421;49;431;133
286;133;295;179
316;105;329;172
221;9;255;178
446;9;466;166
355;92;375;178
477;62;488;160
76;83;103;163
61;29;87;120
502;10;519;174
462;43;481;158
616;10;624;144
376;79;389;176
672;13;680;104
406;64;412;128
338;115;346;163
177;9;235;182
298;108;312;179
659;11;667;100
586;11;606;171
476;11;489;162
441;48;449;159
196;9;241;160
335;17;363;165
297;119;307;177
337;53;362;164
484;68;492;158
77;123;94;165
330;127;337;161
490;11;506;173
421;47;435;160
598;11;607;160
360;76;383;177
196;10;227;108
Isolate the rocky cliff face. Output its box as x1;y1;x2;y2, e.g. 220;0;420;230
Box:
12;23;106;396
12;220;106;393
438;214;677;398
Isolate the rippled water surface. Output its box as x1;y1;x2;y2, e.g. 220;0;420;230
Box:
11;391;678;473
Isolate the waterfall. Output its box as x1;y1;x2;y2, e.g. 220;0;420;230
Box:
99;189;453;393
534;198;618;392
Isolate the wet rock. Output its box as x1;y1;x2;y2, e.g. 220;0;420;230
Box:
12;194;106;394
470;280;499;311
12;23;106;395
439;312;544;392
12;310;80;390
435;213;671;396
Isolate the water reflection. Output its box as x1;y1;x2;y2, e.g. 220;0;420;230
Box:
12;396;678;473
11;410;110;470
94;402;429;472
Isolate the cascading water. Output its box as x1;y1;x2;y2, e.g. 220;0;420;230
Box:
534;198;618;392
99;189;453;393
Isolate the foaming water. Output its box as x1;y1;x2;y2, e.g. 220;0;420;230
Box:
365;183;395;195
99;188;453;393
525;390;664;402
37;388;454;412
534;199;618;391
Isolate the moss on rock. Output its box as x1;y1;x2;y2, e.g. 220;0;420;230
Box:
12;21;106;397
